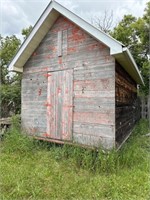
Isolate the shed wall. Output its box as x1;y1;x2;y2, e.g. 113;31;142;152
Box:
115;62;141;145
22;15;116;148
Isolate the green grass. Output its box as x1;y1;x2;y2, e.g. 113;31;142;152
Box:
0;118;150;200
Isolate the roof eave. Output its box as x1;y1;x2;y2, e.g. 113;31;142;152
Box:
13;67;23;73
123;47;144;85
113;47;144;85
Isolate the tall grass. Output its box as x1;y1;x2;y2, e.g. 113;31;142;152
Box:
1;117;149;200
2;117;150;173
1;115;35;154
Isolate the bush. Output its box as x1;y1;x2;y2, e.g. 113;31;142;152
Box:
0;84;21;118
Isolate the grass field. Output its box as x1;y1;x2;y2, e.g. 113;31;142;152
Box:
0;118;150;200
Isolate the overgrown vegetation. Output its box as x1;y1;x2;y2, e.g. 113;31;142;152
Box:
0;118;149;200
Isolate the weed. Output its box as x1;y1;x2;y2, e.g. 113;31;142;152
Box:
0;119;149;200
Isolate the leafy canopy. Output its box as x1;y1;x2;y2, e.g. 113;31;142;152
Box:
0;26;32;117
111;2;150;96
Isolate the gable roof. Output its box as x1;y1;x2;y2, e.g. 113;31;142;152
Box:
8;0;144;85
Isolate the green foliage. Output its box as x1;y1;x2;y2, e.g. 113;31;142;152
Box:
111;15;137;46
0;35;21;84
110;2;150;96
0;35;21;117
2;126;32;155
0;25;32;117
0;84;21;117
143;1;150;24
11;114;21;129
22;25;33;39
0;119;149;200
140;61;150;96
117;119;149;169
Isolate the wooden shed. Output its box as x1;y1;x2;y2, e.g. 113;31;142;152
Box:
9;0;144;149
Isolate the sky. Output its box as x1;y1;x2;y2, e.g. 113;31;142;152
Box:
0;0;149;40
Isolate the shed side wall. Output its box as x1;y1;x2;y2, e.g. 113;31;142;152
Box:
115;62;141;145
22;15;115;148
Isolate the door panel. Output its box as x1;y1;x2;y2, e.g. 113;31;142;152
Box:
47;70;73;141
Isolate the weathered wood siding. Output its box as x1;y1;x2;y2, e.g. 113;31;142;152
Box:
46;70;73;141
115;62;140;145
22;15;115;148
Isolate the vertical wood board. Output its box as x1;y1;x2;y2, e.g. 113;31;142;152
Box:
47;69;73;140
57;31;62;57
63;30;68;55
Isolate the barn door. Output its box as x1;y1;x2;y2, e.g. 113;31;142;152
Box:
47;69;73;141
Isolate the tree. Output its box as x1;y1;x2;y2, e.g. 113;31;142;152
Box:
91;10;114;33
22;25;33;39
0;35;21;117
110;2;150;96
143;1;150;97
0;25;32;117
0;35;21;84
